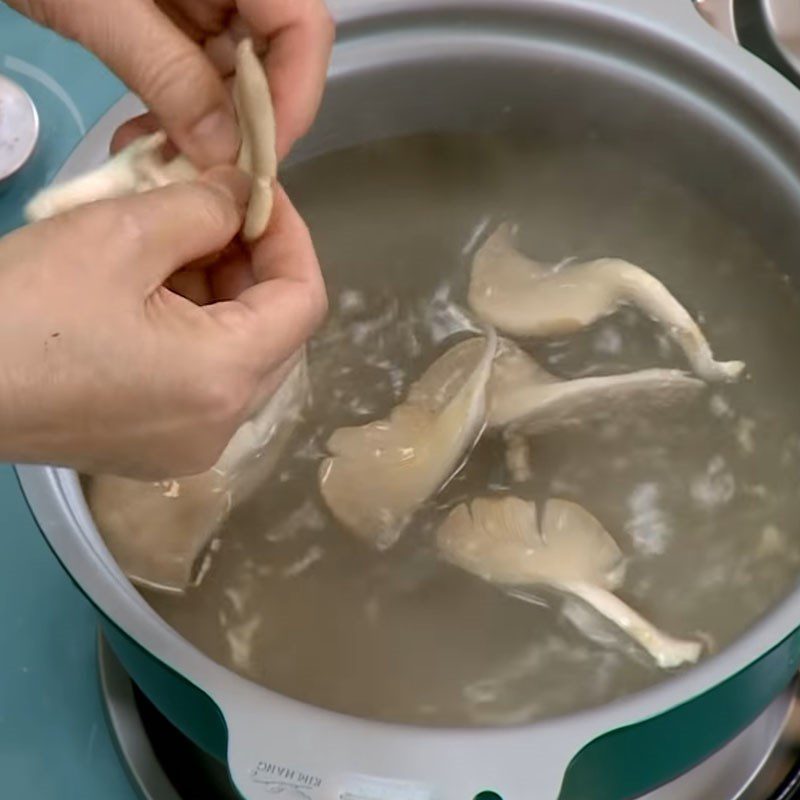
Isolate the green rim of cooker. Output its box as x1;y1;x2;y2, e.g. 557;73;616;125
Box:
98;604;800;800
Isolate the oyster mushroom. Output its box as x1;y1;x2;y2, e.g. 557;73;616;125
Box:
23;132;194;221
437;496;702;668
89;351;309;594
233;38;277;241
468;223;744;383
26;38;276;242
319;329;498;549
411;335;704;434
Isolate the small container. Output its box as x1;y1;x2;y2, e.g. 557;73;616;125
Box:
0;74;39;184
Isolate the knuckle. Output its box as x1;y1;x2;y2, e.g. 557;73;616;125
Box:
288;281;328;344
115;208;149;255
296;267;329;333
59;202;138;259
26;0;68;33
308;275;329;329
201;370;252;427
139;44;218;121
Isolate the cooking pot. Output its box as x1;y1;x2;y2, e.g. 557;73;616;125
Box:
17;1;800;798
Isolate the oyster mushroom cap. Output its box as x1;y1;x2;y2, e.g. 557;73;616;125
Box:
26;39;275;242
468;223;745;383
411;335;705;434
89;352;309;594
438;496;624;587
437;496;702;669
319;329;498;549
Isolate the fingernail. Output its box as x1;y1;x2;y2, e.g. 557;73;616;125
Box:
204;166;252;211
190;107;241;165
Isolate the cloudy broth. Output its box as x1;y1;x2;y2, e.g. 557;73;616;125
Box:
143;134;800;726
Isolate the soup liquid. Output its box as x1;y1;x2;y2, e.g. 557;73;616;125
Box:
144;134;800;726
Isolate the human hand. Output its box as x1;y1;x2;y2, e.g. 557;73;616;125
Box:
9;0;334;165
0;169;327;478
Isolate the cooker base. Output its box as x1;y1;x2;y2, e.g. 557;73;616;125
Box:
98;633;800;800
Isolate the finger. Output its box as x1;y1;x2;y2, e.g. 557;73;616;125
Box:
168;0;230;37
183;240;244;273
204;14;266;76
112;166;251;290
209;253;256;301
168;268;212;305
237;0;335;158
110;114;161;155
153;0;206;41
167;245;250;304
250;187;323;286
206;186;328;367
27;0;240;167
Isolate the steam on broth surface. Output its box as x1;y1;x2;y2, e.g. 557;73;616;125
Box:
139;133;800;726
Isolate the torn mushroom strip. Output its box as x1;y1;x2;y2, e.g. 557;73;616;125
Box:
89;354;310;594
25;38;276;243
437;496;702;668
469;223;745;383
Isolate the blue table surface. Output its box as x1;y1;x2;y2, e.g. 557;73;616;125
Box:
0;7;140;799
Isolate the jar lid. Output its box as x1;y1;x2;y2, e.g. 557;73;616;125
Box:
0;74;39;182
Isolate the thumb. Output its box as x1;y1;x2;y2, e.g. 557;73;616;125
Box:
23;0;239;168
94;166;251;292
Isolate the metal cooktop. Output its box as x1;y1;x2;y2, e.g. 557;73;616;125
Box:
4;2;800;799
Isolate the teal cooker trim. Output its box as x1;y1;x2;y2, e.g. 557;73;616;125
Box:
101;606;800;800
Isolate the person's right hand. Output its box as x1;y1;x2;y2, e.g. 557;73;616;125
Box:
0;168;327;479
9;0;334;165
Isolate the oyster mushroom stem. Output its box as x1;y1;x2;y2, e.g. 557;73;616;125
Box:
550;582;702;669
505;432;533;483
25;39;276;243
468;223;745;383
320;329;498;549
437;495;702;669
24;133;180;221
